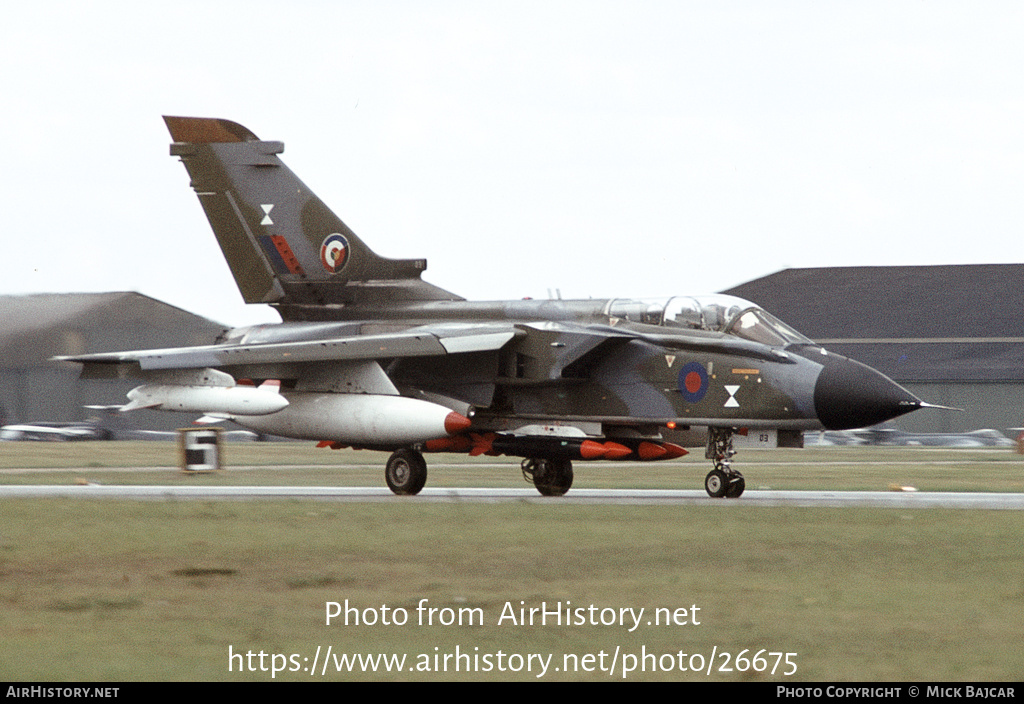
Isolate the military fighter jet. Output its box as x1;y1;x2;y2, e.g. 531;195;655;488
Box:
59;117;925;498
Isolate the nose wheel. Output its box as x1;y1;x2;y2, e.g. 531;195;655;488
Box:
705;428;745;498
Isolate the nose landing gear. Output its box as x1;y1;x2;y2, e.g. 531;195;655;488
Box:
705;427;745;498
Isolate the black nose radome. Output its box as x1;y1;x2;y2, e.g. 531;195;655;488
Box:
813;353;922;430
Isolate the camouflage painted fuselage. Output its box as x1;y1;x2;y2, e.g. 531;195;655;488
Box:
62;118;921;476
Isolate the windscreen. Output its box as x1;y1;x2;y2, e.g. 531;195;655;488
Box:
727;308;811;346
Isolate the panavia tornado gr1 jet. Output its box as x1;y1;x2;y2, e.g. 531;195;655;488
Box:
59;117;926;498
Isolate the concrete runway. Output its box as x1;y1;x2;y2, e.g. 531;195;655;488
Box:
2;484;1023;508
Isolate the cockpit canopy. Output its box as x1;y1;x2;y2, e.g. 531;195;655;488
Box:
605;294;812;347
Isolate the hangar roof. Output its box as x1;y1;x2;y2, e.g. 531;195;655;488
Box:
724;264;1024;382
0;292;226;367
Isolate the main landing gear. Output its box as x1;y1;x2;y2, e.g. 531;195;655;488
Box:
705;427;745;498
521;458;574;497
385;449;428;495
383;448;574;497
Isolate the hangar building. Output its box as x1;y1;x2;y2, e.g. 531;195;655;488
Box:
0;292;227;432
725;264;1024;435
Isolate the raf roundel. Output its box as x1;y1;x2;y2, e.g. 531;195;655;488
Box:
678;361;709;403
320;233;349;274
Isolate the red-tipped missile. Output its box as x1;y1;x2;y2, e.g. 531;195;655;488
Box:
422;432;690;462
601;442;634;460
419;431;692;464
659;442;689;459
579;440;609;459
638;441;668;460
633;440;689;460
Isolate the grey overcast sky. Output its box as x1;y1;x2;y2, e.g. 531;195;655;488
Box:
3;1;1022;327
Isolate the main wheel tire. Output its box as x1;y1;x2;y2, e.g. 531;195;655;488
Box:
535;458;573;497
385;449;428;495
704;469;729;498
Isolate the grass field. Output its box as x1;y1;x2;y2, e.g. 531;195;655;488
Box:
1;442;1022;681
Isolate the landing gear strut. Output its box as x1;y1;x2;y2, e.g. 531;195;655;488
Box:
385;449;428;495
705;428;745;498
522;458;573;496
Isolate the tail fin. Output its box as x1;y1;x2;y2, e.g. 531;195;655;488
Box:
164;116;461;318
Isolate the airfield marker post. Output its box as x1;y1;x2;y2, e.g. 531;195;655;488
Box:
177;427;223;472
